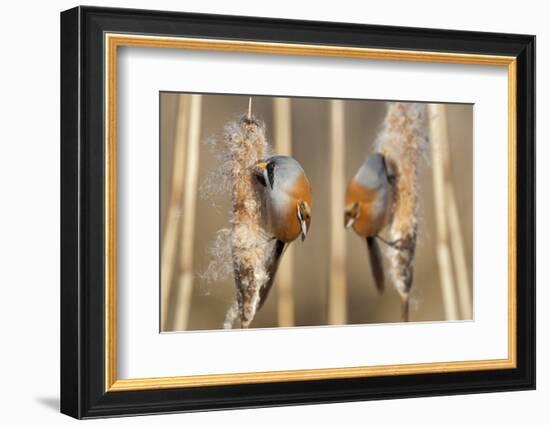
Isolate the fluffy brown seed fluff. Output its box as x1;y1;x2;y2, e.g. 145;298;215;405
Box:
376;103;428;320
218;114;275;328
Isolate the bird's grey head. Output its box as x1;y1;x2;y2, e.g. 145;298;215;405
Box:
355;153;389;189
256;155;304;192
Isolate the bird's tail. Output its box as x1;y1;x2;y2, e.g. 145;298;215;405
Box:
367;236;385;293
257;239;286;311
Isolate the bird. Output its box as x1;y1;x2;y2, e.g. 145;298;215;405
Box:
253;155;312;310
344;151;394;293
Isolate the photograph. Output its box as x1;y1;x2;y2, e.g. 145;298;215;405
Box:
159;93;473;332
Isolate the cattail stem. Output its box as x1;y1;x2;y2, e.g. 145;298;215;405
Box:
428;104;460;321
161;95;189;331
376;103;428;322
328;100;347;325
401;296;410;322
225;112;270;328
172;94;202;330
273;98;295;327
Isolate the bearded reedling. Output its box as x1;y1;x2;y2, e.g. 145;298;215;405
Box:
345;152;395;293
252;155;312;312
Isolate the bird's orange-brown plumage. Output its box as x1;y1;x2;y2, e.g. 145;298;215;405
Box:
346;179;384;237
273;173;312;243
288;173;312;204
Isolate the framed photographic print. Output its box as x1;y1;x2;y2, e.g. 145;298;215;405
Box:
60;6;535;419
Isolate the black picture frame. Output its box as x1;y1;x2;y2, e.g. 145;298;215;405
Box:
61;5;535;419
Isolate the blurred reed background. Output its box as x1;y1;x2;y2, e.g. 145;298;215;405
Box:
160;93;473;332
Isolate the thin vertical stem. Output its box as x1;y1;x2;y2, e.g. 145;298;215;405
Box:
447;186;473;319
273;97;295;327
160;95;189;331
328;100;347;325
437;107;472;320
401;298;410;323
173;94;203;330
428;103;459;321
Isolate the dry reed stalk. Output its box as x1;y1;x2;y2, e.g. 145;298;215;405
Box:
160;95;189;331
328;100;347;325
172;94;203;330
430;104;472;319
223;103;273;329
273;97;295;327
447;188;472;319
428;103;459;321
376;102;428;322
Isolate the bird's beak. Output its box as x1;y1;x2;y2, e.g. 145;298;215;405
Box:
345;203;359;229
253;161;269;187
301;220;308;242
297;203;309;242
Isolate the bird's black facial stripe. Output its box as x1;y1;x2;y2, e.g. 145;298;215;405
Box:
381;155;396;185
255;172;267;187
267;162;275;189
